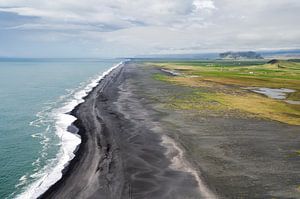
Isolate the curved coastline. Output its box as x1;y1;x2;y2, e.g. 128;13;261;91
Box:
39;61;126;199
38;61;212;199
16;61;124;199
11;59;300;199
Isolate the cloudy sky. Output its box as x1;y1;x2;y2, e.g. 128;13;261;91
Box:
0;0;299;58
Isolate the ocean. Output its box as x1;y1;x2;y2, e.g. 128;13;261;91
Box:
0;58;122;199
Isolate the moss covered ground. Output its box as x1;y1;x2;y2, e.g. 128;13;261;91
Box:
150;60;300;125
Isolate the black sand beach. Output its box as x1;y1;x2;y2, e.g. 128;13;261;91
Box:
41;61;300;199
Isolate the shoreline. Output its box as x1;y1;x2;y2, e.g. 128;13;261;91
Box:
36;60;300;198
39;63;126;199
39;61;207;199
34;62;124;199
3;56;298;199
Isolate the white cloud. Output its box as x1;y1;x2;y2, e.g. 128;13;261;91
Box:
193;0;216;10
0;0;212;28
0;0;299;57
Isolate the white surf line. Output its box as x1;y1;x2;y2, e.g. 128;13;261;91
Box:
15;61;126;199
161;135;217;199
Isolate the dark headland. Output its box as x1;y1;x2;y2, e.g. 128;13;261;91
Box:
40;61;300;199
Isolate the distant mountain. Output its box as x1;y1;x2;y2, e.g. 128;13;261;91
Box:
219;51;263;59
133;49;300;60
134;53;219;60
267;59;280;64
259;49;300;59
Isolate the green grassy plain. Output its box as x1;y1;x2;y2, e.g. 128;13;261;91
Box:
150;60;300;125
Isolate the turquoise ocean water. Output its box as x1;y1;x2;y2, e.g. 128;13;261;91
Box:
0;58;122;198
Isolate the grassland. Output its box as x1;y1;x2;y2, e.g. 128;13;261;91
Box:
150;59;300;125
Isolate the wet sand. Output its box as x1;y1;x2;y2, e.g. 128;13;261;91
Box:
40;61;300;199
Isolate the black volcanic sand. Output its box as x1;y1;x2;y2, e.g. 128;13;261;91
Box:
41;62;300;199
40;63;206;199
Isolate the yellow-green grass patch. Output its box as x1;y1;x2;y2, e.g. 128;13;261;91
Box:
151;60;300;125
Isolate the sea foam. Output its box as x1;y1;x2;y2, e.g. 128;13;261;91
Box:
15;61;124;199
